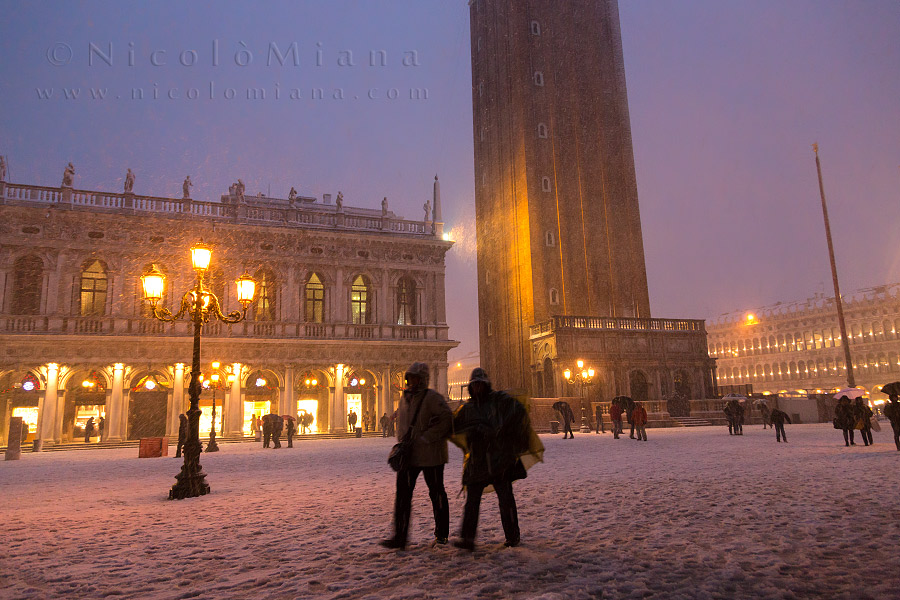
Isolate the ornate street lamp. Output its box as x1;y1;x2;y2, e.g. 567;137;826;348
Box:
564;359;595;433
140;242;255;499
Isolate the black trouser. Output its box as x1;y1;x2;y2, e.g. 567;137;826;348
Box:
175;438;185;457
287;432;293;448
461;478;519;544
629;421;635;438
891;423;900;450
613;419;622;438
263;431;271;448
842;428;855;445
727;419;733;435
563;420;574;438
860;426;873;446
272;433;282;448
392;465;449;543
774;422;786;442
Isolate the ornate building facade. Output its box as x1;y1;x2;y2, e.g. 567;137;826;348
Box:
707;284;900;397
0;171;457;447
469;0;713;405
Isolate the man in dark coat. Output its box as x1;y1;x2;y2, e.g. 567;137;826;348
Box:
610;399;624;439
380;412;389;437
759;403;771;429
452;368;531;550
175;413;188;458
348;410;358;433
884;394;900;451
270;413;283;449
380;362;452;550
769;407;791;442
835;396;856;446
622;396;636;439
734;401;745;435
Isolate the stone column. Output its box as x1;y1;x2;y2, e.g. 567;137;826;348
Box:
282;366;295;418
434;363;448;398
332;364;345;432
106;363;125;442
379;368;391;427
168;363;185;437
380;269;390;324
39;363;60;444
226;363;243;435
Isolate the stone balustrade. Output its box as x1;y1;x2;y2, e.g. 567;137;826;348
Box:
530;315;706;338
2;314;448;341
1;182;432;237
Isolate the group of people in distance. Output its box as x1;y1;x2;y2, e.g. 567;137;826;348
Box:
347;410;379;433
380;362;543;552
608;397;648;441
833;395;880;447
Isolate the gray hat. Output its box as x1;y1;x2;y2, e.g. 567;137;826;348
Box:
405;362;430;381
468;367;491;385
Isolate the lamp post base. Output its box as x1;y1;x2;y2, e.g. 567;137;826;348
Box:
169;443;210;499
205;432;219;453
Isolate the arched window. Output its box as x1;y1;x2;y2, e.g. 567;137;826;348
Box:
79;259;107;316
549;288;559;305
545;231;556;247
537;123;548;138
541;176;551;192
12;255;43;315
351;274;372;324
533;71;544;86
254;268;277;321
530;20;541;36
396;276;416;325
305;273;325;323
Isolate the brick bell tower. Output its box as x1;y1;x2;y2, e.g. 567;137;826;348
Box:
470;0;651;392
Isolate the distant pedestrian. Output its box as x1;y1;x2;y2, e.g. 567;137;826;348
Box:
759;403;771;429
835;396;856;446
734;401;745;435
632;402;648;441
555;402;575;439
853;397;874;446
286;417;296;448
724;401;735;435
380;412;389;437
270;413;283;448
176;413;188;458
623;397;636;439
380;362;452;550
884;394;900;451
610;399;624;439
250;414;259;439
262;414;273;448
770;407;791;442
83;417;95;443
98;416;105;440
595;405;605;434
348;410;358;433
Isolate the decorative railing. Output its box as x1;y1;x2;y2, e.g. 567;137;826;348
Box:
1;182;434;237
0;315;447;342
529;315;706;337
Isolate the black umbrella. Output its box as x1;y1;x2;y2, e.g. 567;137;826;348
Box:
880;381;900;396
552;400;570;413
612;396;633;404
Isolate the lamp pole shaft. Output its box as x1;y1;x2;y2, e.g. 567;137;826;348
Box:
814;146;855;388
169;273;211;499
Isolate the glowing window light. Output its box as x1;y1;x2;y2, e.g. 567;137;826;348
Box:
145;379;157;390
22;380;35;392
256;378;266;387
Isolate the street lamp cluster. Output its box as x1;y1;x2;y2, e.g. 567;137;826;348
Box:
564;359;596;433
140;241;256;500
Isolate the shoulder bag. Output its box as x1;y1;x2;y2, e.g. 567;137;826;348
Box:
387;392;426;472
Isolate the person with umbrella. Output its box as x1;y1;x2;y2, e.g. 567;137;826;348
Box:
835;396;856;446
882;382;900;451
553;401;575;439
270;411;283;448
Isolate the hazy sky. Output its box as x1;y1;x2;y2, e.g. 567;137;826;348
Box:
1;1;898;361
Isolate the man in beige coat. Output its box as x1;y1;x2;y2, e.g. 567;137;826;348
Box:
380;362;452;550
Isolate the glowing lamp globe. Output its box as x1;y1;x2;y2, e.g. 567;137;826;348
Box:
236;273;256;307
563;369;572;380
190;242;212;271
140;265;165;306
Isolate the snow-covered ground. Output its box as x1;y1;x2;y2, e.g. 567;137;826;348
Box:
2;423;898;599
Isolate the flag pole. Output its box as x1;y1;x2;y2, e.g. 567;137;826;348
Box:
813;143;855;388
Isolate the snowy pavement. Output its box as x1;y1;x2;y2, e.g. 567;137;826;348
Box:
2;423;899;599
